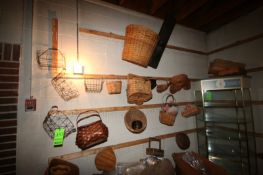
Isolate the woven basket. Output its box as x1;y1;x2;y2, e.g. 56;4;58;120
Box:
106;81;122;94
159;111;177;126
126;74;152;105
122;24;158;67
124;108;147;133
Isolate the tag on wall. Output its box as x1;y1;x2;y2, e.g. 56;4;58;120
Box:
25;96;36;112
53;128;65;146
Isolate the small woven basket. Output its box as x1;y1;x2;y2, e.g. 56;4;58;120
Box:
122;24;158;67
126;74;152;105
106;81;122;94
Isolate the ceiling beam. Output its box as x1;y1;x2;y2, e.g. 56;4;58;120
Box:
150;0;169;15
193;0;247;29
175;0;209;21
200;0;263;32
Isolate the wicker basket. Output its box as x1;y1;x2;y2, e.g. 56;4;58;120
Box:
122;24;158;67
126;74;152;105
124;108;147;134
84;79;104;93
106;81;122;94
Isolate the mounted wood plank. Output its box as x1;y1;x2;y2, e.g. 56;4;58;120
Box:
49;128;200;161
0;75;19;82
0;68;19;75
0;165;16;173
0;135;16;143
0;91;18;97
252;101;263;105
0;113;17;120
247;67;263;73
0;143;16;150
150;0;169;14
61;101;194;116
0;62;19;68
0;83;18;90
0;158;16;165
0;98;18;105
0;128;17;136
64;73;200;81
0;150;16;158
0;106;17;112
208;33;263;55
79;27;207;55
0;120;17;127
51;18;58;77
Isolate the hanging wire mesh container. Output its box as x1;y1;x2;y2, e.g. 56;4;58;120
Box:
43;106;76;139
51;71;80;101
36;48;66;70
84;79;104;93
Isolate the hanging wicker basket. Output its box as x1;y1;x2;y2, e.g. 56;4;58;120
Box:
126;74;152;105
106;81;122;94
122;24;158;67
124;108;147;134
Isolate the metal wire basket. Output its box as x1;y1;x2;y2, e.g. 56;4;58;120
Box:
36;48;66;70
43;106;76;139
84;79;104;93
51;71;80;101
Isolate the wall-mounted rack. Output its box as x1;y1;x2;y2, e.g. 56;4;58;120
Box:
63;73;200;81
48;127;201;162
59;101;193;116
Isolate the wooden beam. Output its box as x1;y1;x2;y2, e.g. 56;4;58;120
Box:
51;18;58;77
150;0;169;15
48;127;200;162
176;0;209;21
201;0;263;32
247;67;263;73
194;0;247;29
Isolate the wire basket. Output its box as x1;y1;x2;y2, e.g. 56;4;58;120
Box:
84;79;104;93
122;24;158;67
43;106;76;139
37;48;66;70
51;71;80;101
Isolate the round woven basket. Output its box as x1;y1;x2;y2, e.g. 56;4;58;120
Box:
122;24;158;67
124;108;147;133
106;81;122;94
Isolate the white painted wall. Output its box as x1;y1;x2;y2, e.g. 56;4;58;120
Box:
16;0;208;174
207;6;263;174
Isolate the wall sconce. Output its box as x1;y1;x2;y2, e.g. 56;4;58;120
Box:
73;62;84;74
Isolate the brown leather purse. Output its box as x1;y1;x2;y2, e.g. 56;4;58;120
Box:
75;110;108;150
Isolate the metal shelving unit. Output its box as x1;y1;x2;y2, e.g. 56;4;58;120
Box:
195;76;257;175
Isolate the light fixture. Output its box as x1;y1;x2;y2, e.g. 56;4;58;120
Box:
74;0;84;74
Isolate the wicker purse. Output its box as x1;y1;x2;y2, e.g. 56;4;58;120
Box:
159;94;178;126
75;110;108;150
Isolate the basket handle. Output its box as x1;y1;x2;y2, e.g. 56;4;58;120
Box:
165;94;175;104
148;137;162;150
76;110;101;127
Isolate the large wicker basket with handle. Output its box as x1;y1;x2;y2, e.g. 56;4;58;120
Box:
126;74;152;105
122;24;158;67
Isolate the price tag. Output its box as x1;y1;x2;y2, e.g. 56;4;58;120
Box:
53;128;65;146
205;91;213;101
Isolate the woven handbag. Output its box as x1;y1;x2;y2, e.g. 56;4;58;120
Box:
75;110;108;150
159;94;178;126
